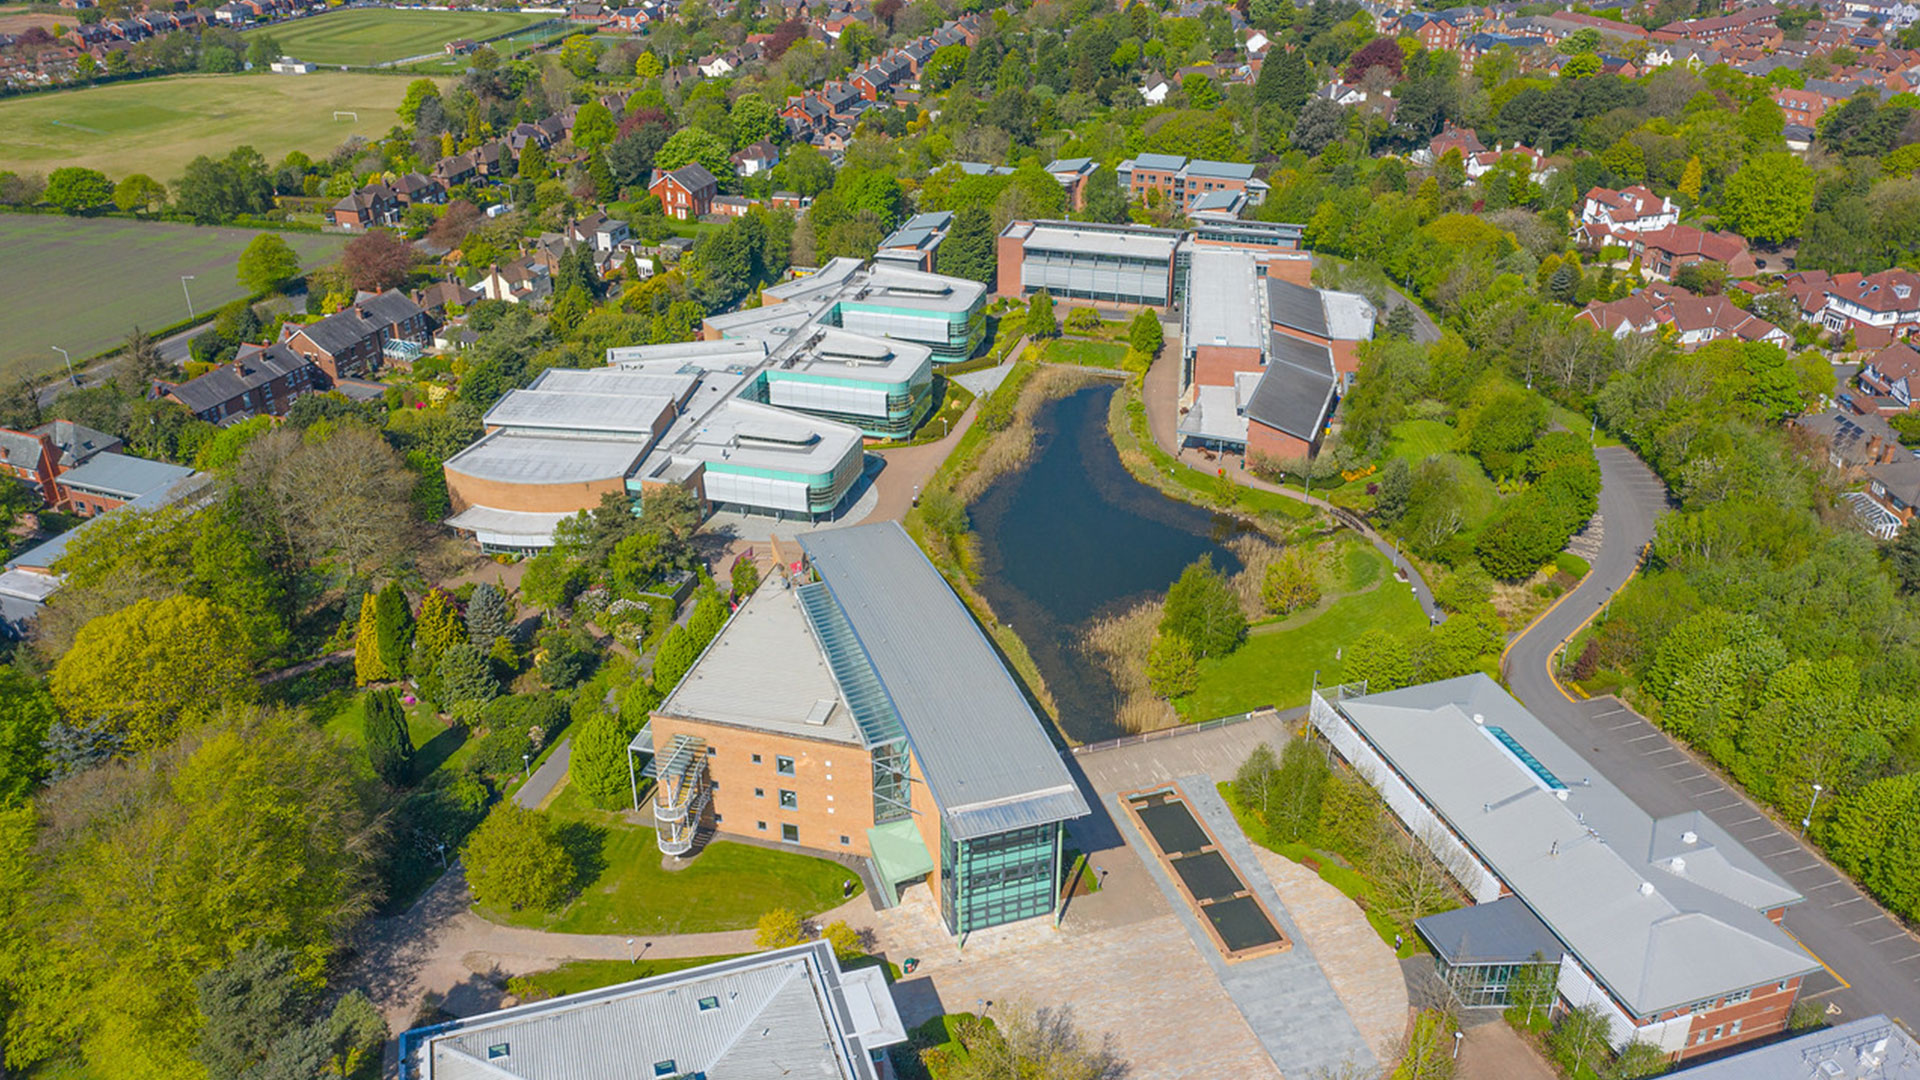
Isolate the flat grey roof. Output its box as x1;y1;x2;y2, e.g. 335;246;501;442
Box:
57;453;194;501
605;339;768;367
531;366;702;406
1415;896;1564;966
1185;248;1266;350
1015;222;1180;262
1267;277;1330;338
444;505;573;546
800;522;1089;840
1669;1015;1920;1079
1183;159;1256;180
444;430;649;485
1333;675;1816;1018
855;263;986;315
659;575;860;745
1131;152;1186;170
484;389;678;439
777;327;932;386
402;941;904;1080
1321;289;1378;340
682;398;863;476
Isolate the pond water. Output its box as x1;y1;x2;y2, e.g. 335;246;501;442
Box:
969;383;1245;744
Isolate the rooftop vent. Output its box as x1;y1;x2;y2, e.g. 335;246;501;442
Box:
1668;856;1686;874
1638;881;1656;897
1472;713;1486;725
1681;830;1698;845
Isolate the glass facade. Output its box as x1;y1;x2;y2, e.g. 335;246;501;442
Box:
1022;249;1172;307
1434;958;1557;1009
940;822;1063;935
871;738;913;825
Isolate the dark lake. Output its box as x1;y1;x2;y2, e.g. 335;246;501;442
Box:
969;383;1244;744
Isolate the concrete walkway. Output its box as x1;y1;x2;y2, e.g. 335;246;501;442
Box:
862;390;983;523
513;738;571;809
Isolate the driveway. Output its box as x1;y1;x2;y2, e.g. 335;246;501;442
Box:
1503;445;1920;1030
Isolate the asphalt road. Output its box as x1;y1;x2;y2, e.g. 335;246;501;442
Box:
1505;445;1920;1029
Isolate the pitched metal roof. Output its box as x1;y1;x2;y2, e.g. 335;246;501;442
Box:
1414;895;1564;965
800;522;1089;840
57;453;194;501
1332;675;1817;1018
1668;1015;1920;1079
1244;333;1337;441
1266;277;1330;338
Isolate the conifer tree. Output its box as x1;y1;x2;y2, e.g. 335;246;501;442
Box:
373;583;413;678
353;594;388;685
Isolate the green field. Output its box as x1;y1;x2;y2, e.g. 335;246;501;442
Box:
0;216;345;382
248;8;552;68
477;785;858;936
0;73;428;180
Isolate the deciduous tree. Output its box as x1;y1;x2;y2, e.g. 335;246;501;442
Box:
1721;152;1814;245
42;167;113;214
1160;558;1247;658
463;804;575;911
339;229;417;292
237;232;301;294
49;594;253;749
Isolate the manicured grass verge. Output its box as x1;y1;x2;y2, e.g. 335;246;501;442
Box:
1108;380;1314;520
0;73;428;179
1037;337;1131;369
1217;782;1427;959
477;784;858;936
510;954;745;999
245;8;550;67
1182;578;1428;717
0;215;346;382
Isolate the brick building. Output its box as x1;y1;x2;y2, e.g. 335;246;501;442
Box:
280;290;430;382
163;343;321;424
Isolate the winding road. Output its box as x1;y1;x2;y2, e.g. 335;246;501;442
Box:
1504;446;1920;1030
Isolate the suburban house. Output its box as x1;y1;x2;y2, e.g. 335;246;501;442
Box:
1413;121;1485;166
58;453;196;517
1577;286;1788;349
279;290;431;382
162;343;321;424
0;429;68;505
414;279;480;317
398;943;904;1080
1311;677;1818;1061
649;163;718;219
1819;269;1920;340
1576;185;1681;242
636;521;1090;938
327;185;399;230
475;258;553;305
1859;342;1920;410
391;172;445;206
1629;225;1758;281
730;138;780;176
564;212;630;252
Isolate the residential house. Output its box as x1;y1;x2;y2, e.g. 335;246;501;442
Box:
58;453;196;517
279;290;431;381
1140;76;1172;104
1458;31;1549;72
163;343;320;424
1820;269;1920;339
1865;454;1920;531
327;186;399;230
710;194;755;218
415;279;479;316
1631;225;1758;281
770;190;811;211
1577;284;1788;348
1576;184;1681;243
608;6;647;31
392;173;444;206
649;163;717;220
31;420;119;472
476;258;553;305
1412;121;1485;165
731;138;780;176
433;152;477;186
1771;84;1834;126
566;212;630;252
0;429;68;505
1859;342;1920;409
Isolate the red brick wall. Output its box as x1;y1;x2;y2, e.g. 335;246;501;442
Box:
994;232;1026;300
1247;418;1313;461
1661;977;1801;1060
1192;344;1263;388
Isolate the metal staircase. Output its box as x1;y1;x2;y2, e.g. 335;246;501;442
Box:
652;733;710;857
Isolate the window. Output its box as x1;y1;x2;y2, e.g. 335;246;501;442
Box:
653;1062;677;1077
1730;1020;1743;1036
698;996;720;1011
488;1044;511;1060
752;754;762;764
756;821;767;831
706;746;716;756
781;823;799;842
841;835;851;845
1724;990;1750;1005
713;813;722;823
754;787;765;798
1711;1025;1724;1041
779;790;798;809
776;756;795;776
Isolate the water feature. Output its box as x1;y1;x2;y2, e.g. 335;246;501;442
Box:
969;383;1245;744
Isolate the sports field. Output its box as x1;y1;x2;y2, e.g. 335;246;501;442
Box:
0;216;346;382
246;8;551;67
0;73;430;181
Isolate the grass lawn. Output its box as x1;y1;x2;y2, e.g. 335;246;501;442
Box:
1547;402;1621;448
318;687;472;782
1038;337;1130;369
247;9;552;68
0;216;346;382
478;784;858;936
513;954;746;1000
0;73;432;180
1182;575;1429;718
1387;418;1502;526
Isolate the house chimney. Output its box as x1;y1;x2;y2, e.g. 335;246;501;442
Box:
1869;435;1883;461
1887;442;1904;465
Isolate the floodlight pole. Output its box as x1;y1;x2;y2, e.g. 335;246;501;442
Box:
181;274;196;318
1801;782;1823;836
51;346;75;386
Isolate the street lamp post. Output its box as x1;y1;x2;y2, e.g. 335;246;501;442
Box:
1802;782;1823;836
180;275;196;319
50;346;75;386
522;751;531;780
626;938;636;963
1453;1031;1464;1060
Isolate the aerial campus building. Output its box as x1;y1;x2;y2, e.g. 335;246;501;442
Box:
442;259;978;551
1311;675;1819;1061
631;521;1090;940
398;941;906;1080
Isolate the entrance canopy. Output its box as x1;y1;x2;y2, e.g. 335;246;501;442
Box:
866;820;934;904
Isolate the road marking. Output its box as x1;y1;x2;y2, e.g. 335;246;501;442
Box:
1661;761;1700;771
1830;895;1865;906
1725;816;1762;826
1779;863;1824;875
1806;880;1844;891
1626;732;1665;743
1745;829;1780;840
1592;707;1627;719
1781;926;1850;989
1852;915;1890;926
1872;931;1912;945
1605;720;1642;731
1894;953;1920;965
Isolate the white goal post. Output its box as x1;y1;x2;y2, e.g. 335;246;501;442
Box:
333;110;359;121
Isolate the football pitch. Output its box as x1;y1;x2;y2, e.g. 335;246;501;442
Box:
0;72;431;181
246;8;553;67
0;216;346;383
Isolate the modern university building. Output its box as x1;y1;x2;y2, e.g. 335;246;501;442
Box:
631;521;1090;940
442;258;980;551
